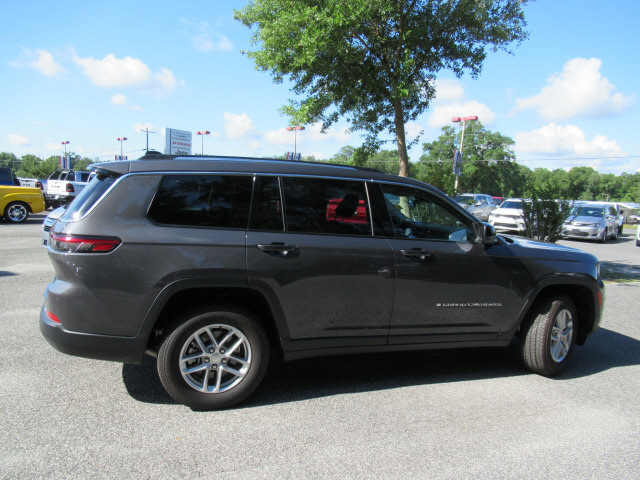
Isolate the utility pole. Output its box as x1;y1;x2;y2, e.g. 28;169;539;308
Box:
140;128;155;152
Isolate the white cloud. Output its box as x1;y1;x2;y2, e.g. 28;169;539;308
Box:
7;133;29;146
73;53;181;97
224;113;257;139
514;123;625;158
180;19;233;52
73;54;151;87
11;48;65;77
110;94;143;112
513;58;634;119
428;101;496;128
433;79;465;103
263;123;352;146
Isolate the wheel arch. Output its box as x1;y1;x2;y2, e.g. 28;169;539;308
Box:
143;284;288;358
518;283;597;346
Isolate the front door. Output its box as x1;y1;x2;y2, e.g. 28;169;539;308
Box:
377;183;513;344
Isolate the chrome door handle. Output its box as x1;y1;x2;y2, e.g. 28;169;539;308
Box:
400;248;432;261
257;243;297;255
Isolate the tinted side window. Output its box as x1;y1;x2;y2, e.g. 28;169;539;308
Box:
249;176;284;231
381;184;475;242
148;175;253;228
282;177;372;236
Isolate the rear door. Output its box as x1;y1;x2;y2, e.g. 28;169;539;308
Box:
246;176;395;352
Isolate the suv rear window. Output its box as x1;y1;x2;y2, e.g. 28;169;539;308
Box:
148;174;253;228
62;172;118;220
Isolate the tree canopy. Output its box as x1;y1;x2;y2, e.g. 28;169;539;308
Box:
235;0;530;176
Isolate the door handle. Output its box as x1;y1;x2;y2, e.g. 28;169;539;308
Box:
257;243;298;255
400;248;432;261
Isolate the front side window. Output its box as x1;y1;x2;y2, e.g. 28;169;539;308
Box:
148;174;253;228
281;177;372;236
381;184;475;242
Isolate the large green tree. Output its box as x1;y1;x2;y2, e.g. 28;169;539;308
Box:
235;0;530;177
417;122;526;196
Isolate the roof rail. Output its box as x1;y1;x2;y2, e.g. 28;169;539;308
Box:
136;152;383;174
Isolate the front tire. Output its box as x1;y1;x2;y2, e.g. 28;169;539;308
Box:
520;295;577;376
4;202;29;223
158;307;269;410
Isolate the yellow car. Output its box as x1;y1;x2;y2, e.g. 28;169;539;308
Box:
1;185;46;223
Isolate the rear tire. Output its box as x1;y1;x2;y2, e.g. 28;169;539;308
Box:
520;295;577;376
157;307;269;410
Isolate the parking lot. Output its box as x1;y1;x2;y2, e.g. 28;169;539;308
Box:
1;214;639;479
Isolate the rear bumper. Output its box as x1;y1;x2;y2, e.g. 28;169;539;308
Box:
40;305;148;364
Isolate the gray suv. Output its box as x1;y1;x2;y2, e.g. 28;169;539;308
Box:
41;154;605;410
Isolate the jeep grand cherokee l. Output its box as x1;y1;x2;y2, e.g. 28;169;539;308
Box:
41;154;605;410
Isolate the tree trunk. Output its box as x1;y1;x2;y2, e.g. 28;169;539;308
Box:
393;101;410;178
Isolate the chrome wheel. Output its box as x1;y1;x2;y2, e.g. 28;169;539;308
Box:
179;324;252;394
550;308;573;363
5;202;28;223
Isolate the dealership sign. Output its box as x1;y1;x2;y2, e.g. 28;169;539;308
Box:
164;128;192;155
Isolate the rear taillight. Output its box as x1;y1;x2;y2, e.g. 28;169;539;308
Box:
66;183;75;193
50;233;121;253
36;181;43;189
46;310;61;324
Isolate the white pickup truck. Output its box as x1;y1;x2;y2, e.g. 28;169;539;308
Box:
46;170;94;208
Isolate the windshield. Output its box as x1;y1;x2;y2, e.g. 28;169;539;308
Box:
455;195;475;204
569;206;604;217
501;201;523;209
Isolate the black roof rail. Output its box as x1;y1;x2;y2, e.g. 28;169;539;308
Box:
136;152;383;174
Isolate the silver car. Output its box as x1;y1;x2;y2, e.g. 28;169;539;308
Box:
454;193;496;221
488;198;526;234
562;204;618;243
41;206;67;247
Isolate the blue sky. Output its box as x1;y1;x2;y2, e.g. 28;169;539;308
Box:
1;0;638;174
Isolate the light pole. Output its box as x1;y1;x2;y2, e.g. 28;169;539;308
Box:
117;137;127;157
451;115;478;197
196;131;210;155
61;141;70;169
286;125;305;159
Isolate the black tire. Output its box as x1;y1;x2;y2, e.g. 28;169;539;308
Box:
157;307;269;410
611;228;618;241
4;202;29;223
636;239;640;247
520;295;578;376
599;230;606;243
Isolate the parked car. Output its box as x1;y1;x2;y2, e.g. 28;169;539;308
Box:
0;167;20;186
454;193;497;221
0;185;46;223
562;204;618;242
41;205;67;247
46;169;94;208
41;154;605;410
488;198;526;234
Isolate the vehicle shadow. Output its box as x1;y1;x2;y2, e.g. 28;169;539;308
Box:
122;327;640;408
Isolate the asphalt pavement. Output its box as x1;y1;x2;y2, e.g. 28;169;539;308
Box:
1;214;639;479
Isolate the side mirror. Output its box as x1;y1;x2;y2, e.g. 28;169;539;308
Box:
474;222;497;245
